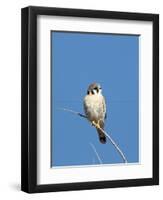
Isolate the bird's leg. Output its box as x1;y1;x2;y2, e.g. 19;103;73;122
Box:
97;120;101;129
91;121;100;129
91;120;96;126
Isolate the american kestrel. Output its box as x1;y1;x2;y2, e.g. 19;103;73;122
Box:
83;83;107;144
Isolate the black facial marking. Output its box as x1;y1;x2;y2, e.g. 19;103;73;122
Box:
94;87;99;93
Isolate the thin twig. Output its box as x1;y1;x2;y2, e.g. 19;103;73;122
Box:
92;121;127;163
57;107;87;118
90;142;103;164
58;107;127;163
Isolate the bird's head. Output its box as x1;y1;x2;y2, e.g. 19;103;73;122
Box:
87;83;102;95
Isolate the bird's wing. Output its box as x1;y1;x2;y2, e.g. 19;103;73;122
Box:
83;96;88;117
103;96;107;119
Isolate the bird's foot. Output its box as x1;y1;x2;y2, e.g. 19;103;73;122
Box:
96;121;101;129
91;121;96;126
91;121;100;129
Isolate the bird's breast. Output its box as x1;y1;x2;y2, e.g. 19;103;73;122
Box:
84;94;105;122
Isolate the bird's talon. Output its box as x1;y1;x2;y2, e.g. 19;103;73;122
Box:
96;124;101;129
91;121;100;129
91;121;96;126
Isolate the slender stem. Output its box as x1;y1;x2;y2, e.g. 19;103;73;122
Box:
58;107;127;163
57;107;87;118
90;142;103;164
92;121;127;163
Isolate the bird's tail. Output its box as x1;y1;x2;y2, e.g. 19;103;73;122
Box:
96;121;106;144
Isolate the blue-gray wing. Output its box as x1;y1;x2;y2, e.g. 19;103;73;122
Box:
103;96;107;120
83;96;89;118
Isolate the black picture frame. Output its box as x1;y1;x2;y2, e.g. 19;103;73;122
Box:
21;6;159;193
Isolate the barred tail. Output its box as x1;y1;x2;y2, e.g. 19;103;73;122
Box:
96;128;106;144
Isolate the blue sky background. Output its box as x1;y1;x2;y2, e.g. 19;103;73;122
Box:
51;31;139;167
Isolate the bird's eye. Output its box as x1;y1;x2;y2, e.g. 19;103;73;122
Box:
94;87;98;91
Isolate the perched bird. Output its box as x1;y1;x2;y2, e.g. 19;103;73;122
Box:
83;83;107;144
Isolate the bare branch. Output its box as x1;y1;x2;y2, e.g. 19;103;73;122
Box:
57;107;87;118
90;142;103;164
58;107;128;163
92;121;127;163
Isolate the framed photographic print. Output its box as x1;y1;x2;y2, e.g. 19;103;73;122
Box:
21;6;159;193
